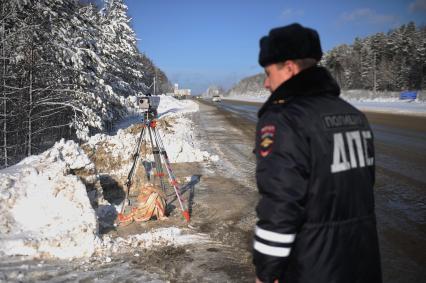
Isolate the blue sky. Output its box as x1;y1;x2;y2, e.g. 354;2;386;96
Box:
124;0;426;94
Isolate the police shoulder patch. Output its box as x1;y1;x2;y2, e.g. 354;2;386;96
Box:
259;125;276;157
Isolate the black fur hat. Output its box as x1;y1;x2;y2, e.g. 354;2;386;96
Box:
259;23;323;67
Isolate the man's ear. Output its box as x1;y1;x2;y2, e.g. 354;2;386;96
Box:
287;60;301;75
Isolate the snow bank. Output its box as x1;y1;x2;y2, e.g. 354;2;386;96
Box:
344;100;426;116
154;96;211;162
340;90;426;115
0;139;98;259
157;95;200;116
340;90;426;102
96;227;209;258
223;95;267;103
159;116;211;163
226;90;269;102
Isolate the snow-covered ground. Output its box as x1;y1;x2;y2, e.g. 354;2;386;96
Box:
346;100;426;116
0;95;212;260
224;94;268;103
224;91;426;116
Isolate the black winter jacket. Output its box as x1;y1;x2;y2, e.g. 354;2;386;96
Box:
253;66;382;283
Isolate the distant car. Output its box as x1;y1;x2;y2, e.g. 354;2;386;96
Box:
212;95;222;102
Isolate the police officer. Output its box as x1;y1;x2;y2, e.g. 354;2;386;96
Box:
253;23;382;283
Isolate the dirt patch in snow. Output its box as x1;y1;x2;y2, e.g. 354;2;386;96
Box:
125;118;176;135
81;142;126;174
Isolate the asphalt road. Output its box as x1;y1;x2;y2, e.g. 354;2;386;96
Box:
199;98;426;283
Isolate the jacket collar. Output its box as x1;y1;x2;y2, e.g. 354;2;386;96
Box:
258;66;340;118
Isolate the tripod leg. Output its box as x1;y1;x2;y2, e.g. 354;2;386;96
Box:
151;126;190;222
148;126;167;193
152;126;179;185
140;126;153;182
126;126;146;188
118;125;145;222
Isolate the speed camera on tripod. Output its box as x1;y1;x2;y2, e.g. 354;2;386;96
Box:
138;95;160;112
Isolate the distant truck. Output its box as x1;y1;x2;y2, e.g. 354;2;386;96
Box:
212;94;222;102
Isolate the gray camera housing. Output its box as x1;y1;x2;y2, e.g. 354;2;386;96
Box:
138;96;160;111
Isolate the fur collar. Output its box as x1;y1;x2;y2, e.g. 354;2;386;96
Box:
258;66;340;118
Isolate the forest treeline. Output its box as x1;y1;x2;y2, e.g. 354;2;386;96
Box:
321;22;426;92
0;0;171;168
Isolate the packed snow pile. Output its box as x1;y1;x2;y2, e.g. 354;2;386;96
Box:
0;95;214;260
0;139;98;259
155;96;212;162
157;95;200;116
95;227;209;258
223;94;268;103
159;116;211;163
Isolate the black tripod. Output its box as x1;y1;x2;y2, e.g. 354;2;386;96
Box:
118;110;190;223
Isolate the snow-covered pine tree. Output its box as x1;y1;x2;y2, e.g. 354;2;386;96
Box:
418;25;426;89
370;32;386;91
3;0;107;158
99;0;146;99
399;23;416;90
404;22;423;90
359;38;374;90
10;0;95;155
64;2;112;139
323;23;425;92
388;24;412;90
323;44;352;89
